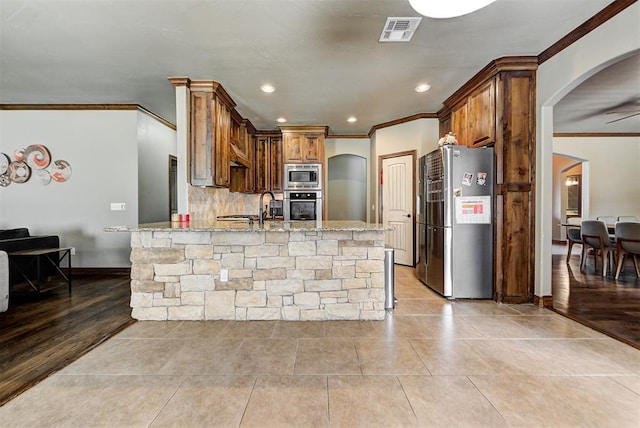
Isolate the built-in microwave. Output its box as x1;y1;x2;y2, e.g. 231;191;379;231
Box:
283;163;322;190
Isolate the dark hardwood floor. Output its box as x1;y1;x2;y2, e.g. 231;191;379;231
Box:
0;274;135;407
552;253;640;349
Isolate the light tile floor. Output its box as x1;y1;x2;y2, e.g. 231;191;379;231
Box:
1;266;639;427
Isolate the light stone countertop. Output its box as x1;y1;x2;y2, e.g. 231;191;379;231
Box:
105;220;392;233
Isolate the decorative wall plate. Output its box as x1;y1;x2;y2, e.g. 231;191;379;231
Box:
8;161;31;183
50;159;72;182
13;148;25;161
24;144;52;169
36;169;52;185
0;153;9;175
0;174;10;187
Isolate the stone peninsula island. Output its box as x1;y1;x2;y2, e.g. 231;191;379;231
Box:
107;220;391;321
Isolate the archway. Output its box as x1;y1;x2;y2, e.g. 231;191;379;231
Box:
535;6;638;301
327;154;367;221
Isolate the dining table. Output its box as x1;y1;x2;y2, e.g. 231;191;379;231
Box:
559;222;616;235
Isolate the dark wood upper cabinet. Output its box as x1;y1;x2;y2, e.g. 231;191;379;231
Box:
467;79;496;147
448;79;495;147
189;87;231;187
280;126;327;164
255;132;282;192
188;81;238;188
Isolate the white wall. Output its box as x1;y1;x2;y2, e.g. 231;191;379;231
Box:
137;111;177;223
536;2;640;298
370;119;440;221
0;109;175;268
554;137;640;236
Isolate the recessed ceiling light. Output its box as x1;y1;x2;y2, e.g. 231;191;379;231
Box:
260;84;275;93
276;117;287;123
415;83;431;93
347;116;357;123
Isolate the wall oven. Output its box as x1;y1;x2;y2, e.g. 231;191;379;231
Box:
284;163;322;190
284;191;322;221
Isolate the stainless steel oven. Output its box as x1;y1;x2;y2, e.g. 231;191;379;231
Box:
284;191;322;221
284;163;322;190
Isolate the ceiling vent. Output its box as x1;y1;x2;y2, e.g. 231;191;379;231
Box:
379;17;422;42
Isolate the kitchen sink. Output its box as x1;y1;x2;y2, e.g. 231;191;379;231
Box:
216;214;260;223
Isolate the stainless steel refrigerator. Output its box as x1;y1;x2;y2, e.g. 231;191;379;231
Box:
420;145;494;298
416;155;427;283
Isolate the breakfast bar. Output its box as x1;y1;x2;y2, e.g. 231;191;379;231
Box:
107;220;391;321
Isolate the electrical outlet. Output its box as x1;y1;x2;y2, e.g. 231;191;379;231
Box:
220;269;229;282
110;202;126;211
70;247;76;255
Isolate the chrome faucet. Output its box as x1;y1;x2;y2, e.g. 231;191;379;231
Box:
259;190;275;226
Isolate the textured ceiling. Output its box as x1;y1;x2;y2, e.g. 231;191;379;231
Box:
1;0;637;135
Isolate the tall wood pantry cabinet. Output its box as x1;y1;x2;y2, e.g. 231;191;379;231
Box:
439;57;538;304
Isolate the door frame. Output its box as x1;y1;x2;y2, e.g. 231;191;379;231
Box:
378;150;417;266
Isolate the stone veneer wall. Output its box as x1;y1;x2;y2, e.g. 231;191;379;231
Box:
129;229;386;320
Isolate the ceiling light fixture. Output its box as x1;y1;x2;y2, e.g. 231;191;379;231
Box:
347;116;357;123
415;83;431;93
276;117;287;123
408;0;496;18
260;84;275;93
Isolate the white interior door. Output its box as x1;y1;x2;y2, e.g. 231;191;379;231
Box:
382;154;414;266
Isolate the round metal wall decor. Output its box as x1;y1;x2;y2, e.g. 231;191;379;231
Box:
50;159;72;182
0;144;70;186
0;153;10;175
8;161;32;183
36;169;52;185
13;148;25;161
24;144;52;169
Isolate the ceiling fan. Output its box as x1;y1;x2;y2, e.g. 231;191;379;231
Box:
605;109;640;124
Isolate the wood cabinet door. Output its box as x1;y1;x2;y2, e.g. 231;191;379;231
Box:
244;131;256;192
214;100;230;187
451;103;468;147
270;136;283;191
303;134;324;163
255;136;269;192
283;133;304;163
190;92;213;186
468;79;496;147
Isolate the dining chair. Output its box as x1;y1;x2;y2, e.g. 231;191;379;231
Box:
596;215;616;226
617;215;638;222
580;220;616;276
614;222;640;279
565;217;584;264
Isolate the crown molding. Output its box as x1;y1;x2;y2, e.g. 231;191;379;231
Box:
0;103;176;130
538;0;637;64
